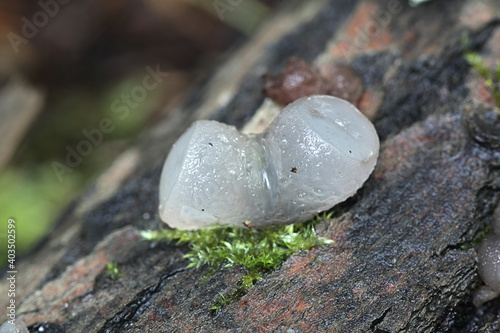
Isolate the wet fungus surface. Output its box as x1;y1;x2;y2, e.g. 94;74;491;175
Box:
158;95;379;229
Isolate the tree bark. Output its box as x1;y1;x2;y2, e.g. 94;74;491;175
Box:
2;0;500;332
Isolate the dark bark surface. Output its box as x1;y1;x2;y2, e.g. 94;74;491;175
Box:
2;0;500;332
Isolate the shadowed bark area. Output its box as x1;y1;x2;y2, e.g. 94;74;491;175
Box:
2;0;500;332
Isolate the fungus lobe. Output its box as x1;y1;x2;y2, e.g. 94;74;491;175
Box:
159;95;379;230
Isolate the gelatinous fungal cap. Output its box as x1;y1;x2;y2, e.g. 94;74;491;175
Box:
477;205;500;294
159;95;379;230
478;233;500;293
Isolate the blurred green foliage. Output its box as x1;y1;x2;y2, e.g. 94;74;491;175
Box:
0;70;163;269
0;165;82;267
190;0;270;35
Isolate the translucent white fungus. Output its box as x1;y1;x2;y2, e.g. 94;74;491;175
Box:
159;95;379;229
477;205;500;301
478;233;500;293
0;320;28;333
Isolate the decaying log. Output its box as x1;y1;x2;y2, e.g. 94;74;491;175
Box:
2;0;500;332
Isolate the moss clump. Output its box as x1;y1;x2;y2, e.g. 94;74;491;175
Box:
461;224;491;250
465;52;500;107
105;261;122;280
141;213;334;311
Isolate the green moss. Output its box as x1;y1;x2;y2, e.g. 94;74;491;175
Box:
464;51;500;107
141;213;334;311
105;261;122;280
461;224;491;250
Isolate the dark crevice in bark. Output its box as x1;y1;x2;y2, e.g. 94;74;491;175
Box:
98;267;187;333
370;307;392;333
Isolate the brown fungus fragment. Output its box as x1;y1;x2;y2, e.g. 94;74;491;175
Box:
263;57;328;106
263;56;364;106
320;63;364;106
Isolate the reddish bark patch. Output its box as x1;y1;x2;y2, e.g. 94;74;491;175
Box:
330;1;397;60
358;88;384;119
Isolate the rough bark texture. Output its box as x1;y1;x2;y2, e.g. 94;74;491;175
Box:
2;0;500;332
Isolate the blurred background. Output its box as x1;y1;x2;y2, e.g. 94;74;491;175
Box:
0;0;283;268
